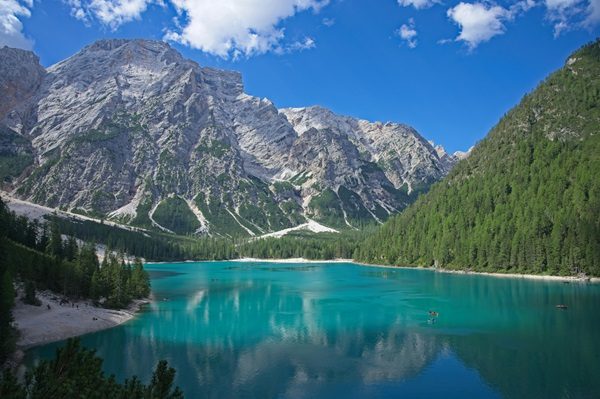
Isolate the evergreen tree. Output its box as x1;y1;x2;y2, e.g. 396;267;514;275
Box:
146;361;184;399
355;40;600;277
0;339;184;398
130;258;151;298
45;220;63;259
0;269;15;364
23;280;41;306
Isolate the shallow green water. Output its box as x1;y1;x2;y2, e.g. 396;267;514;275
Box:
27;262;600;398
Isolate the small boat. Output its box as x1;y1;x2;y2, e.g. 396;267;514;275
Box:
556;304;568;309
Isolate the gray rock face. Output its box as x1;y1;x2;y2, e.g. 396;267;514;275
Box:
0;39;459;236
280;106;456;192
0;46;46;121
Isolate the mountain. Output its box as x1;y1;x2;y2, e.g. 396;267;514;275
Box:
0;39;458;237
356;40;600;276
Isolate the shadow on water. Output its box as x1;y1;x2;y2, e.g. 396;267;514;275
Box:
26;262;600;399
147;270;186;280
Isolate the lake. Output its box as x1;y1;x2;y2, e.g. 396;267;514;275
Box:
26;261;600;398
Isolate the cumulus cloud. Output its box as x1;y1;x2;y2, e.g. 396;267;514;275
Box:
164;0;329;58
446;1;535;49
444;0;596;44
397;0;439;10
397;18;418;48
65;0;152;28
447;2;510;49
0;0;34;49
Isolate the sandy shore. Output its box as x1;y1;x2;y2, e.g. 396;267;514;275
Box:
353;261;600;283
218;257;600;283
436;268;600;283
12;290;148;350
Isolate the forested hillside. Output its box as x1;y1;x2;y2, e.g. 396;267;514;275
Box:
355;40;600;276
0;197;151;364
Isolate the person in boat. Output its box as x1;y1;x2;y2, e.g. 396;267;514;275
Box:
428;310;439;317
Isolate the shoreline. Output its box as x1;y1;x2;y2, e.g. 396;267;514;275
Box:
150;257;599;283
12;290;149;353
235;257;354;264
9;258;595;367
146;257;354;265
353;261;600;283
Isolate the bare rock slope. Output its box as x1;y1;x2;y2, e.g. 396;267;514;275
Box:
0;40;461;236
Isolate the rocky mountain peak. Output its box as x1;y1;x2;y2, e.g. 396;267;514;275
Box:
0;39;460;236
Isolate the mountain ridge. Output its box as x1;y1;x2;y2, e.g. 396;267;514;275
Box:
0;39;461;237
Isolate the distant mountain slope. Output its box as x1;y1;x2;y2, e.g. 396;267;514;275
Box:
356;40;600;276
0;39;458;237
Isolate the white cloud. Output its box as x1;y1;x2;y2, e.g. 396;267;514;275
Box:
65;0;89;22
397;0;439;9
289;36;316;51
546;0;580;9
446;1;536;49
164;0;329;58
447;2;514;49
511;0;536;13
322;17;335;26
545;0;581;35
583;0;600;26
397;18;418;48
91;0;150;26
274;36;316;54
0;0;34;49
65;0;152;28
543;0;600;35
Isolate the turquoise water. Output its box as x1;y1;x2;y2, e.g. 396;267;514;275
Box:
26;262;600;398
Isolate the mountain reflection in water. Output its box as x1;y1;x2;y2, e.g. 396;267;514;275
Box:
27;262;600;399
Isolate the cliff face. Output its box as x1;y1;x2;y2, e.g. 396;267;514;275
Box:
0;39;458;236
0;46;46;121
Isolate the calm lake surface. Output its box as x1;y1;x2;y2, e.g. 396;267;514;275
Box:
26;261;600;398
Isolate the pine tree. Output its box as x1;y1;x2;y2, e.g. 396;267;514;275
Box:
130;258;150;298
0;338;184;398
146;360;184;399
0;268;15;364
46;220;63;258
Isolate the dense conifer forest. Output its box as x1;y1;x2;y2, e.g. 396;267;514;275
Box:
0;197;151;365
355;40;600;276
47;214;366;262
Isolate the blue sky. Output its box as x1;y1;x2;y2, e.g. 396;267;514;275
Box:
2;0;599;152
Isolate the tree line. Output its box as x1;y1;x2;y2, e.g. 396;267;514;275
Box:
0;197;151;365
49;214;369;262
